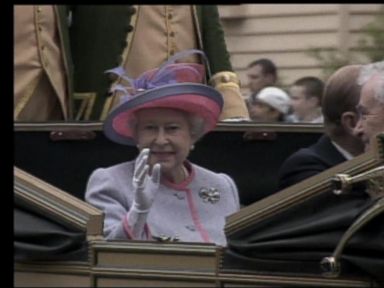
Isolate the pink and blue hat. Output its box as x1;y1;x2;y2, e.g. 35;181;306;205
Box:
103;50;224;146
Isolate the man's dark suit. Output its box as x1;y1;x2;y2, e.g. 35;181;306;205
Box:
277;134;347;190
229;134;384;284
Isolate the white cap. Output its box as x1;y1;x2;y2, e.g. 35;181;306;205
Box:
255;87;290;114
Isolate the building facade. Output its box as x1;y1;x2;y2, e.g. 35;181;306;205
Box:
218;4;383;92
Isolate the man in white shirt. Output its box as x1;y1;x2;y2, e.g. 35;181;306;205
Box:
288;76;324;123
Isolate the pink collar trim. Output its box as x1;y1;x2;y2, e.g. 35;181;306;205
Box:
162;161;194;190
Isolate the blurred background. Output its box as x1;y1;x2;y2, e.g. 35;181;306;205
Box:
217;4;384;94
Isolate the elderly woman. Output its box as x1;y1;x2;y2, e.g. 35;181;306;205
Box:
85;52;240;246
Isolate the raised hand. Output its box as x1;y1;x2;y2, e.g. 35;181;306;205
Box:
132;148;161;212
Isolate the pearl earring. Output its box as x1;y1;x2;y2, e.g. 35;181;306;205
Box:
190;145;195;150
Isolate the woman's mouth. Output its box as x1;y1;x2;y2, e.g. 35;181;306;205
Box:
151;151;175;161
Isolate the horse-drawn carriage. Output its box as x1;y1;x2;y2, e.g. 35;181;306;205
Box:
14;122;384;287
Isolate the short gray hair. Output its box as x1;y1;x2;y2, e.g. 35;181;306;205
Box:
358;61;384;104
188;114;205;140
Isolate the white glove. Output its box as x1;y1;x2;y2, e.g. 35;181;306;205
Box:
126;148;161;239
132;148;161;212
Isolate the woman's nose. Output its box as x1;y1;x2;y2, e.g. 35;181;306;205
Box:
154;128;168;145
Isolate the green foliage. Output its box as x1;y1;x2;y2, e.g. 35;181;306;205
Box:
306;48;355;80
357;8;384;62
307;8;384;79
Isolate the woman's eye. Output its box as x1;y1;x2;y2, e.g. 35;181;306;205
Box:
144;125;156;131
166;125;180;132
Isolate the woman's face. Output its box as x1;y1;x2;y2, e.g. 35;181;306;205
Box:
135;108;194;175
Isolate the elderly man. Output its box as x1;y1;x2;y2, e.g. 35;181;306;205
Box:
278;65;365;190
353;61;384;151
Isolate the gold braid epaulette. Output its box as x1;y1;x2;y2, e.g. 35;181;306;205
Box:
209;71;241;89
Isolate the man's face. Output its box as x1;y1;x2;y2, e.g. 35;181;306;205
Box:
289;85;318;120
353;75;384;151
246;65;274;94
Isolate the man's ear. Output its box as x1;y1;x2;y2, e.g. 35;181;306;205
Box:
340;111;358;134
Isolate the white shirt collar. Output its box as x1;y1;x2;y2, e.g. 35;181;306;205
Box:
331;141;354;160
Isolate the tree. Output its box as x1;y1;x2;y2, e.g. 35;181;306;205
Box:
307;8;384;80
357;8;384;62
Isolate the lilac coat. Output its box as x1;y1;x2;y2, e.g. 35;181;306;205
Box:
85;161;240;246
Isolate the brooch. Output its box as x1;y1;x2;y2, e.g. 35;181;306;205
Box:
199;187;220;204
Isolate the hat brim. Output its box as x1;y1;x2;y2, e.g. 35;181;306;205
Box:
256;98;288;114
103;83;223;145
